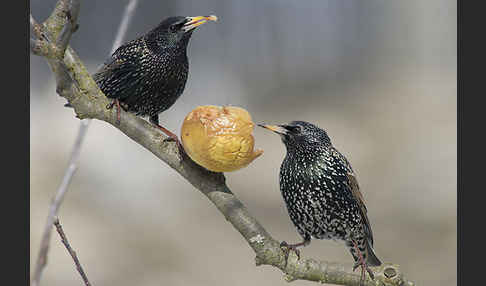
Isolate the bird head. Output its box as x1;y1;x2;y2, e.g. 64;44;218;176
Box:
258;121;331;151
147;15;217;50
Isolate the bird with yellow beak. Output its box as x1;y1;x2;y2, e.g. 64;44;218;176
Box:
93;15;218;149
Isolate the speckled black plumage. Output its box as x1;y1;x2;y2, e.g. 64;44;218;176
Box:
260;121;381;274
93;16;204;126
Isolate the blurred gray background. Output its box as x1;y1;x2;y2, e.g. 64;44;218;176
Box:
30;0;456;285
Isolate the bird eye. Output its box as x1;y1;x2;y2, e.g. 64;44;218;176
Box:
169;24;178;32
286;125;302;133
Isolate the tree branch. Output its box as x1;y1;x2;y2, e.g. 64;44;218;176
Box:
31;1;416;286
30;120;88;286
31;1;138;285
54;218;92;286
30;3;83;285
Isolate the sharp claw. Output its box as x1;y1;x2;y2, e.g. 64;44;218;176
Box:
360;269;365;286
163;135;183;149
279;241;290;267
353;259;375;284
279;241;304;267
106;99;121;125
160;135;184;160
163;137;176;142
350;240;376;284
366;266;375;280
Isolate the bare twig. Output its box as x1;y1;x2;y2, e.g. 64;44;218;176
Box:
110;0;139;54
31;6;89;282
32;1;415;285
31;121;89;286
54;218;92;286
31;1;139;285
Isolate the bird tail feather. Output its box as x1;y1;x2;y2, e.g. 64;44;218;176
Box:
365;239;382;266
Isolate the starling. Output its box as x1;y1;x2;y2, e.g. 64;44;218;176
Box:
259;121;381;284
93;15;218;144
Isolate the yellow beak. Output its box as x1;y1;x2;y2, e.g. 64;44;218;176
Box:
183;15;218;32
258;124;288;135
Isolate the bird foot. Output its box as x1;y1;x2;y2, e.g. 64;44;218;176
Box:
353;261;375;280
154;125;185;156
351;240;375;286
163;135;184;152
106;99;121;125
279;241;301;268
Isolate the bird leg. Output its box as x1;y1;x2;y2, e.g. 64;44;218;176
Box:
106;99;121;125
351;239;375;285
149;115;184;153
279;238;310;268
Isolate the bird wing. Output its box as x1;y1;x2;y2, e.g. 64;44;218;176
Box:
330;148;374;245
92;40;144;100
92;57;122;82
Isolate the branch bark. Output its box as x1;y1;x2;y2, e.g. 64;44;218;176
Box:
30;1;138;285
30;2;83;285
31;1;415;286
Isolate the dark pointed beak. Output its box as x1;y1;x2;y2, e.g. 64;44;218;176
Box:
258;124;288;135
182;15;218;32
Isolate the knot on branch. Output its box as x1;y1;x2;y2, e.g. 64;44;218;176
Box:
373;263;412;286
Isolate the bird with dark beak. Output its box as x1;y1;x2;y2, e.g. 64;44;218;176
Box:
92;15;218;148
259;121;381;286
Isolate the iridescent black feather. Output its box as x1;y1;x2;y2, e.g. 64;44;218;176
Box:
93;16;198;124
263;121;381;268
